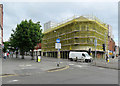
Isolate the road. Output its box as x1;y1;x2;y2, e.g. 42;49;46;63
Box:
1;56;118;84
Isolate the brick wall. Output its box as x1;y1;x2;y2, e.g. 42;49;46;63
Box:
108;37;115;52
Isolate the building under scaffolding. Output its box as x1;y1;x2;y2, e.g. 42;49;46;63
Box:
42;15;108;59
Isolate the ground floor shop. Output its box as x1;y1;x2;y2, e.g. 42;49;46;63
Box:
42;50;105;59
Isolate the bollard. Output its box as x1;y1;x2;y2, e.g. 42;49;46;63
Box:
107;59;109;63
36;56;41;62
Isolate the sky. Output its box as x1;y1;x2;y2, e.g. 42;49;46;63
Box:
1;0;119;46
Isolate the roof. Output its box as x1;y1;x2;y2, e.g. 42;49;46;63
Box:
43;16;108;34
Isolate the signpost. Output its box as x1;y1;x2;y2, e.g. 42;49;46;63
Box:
55;43;61;49
56;38;60;43
55;39;61;67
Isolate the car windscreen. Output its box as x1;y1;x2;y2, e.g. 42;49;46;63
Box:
85;53;90;57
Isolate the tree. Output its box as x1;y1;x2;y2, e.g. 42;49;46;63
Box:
10;19;43;59
2;41;10;53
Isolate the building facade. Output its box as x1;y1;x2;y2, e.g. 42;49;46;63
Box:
42;16;108;59
34;43;42;56
44;21;57;32
0;4;3;57
108;37;115;52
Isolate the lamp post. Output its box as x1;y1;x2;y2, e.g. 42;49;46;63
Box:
94;37;97;64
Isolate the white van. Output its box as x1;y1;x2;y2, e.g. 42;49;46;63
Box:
69;52;93;62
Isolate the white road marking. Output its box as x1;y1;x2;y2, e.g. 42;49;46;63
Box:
69;64;75;66
19;64;32;67
26;65;32;66
8;80;19;83
54;62;63;63
12;80;19;82
75;65;82;68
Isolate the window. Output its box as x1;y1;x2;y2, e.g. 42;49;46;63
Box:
82;53;85;57
86;25;89;31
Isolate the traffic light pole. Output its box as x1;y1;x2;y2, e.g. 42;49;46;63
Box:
104;32;106;62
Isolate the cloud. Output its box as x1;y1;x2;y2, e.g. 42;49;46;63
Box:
1;2;118;44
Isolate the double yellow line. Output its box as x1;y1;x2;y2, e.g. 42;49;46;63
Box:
0;74;18;78
47;65;70;72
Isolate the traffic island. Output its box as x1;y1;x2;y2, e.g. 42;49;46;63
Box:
0;74;18;77
47;65;69;72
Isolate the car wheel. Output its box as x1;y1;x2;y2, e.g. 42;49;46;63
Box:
75;57;78;62
85;59;88;63
89;59;91;62
70;58;73;61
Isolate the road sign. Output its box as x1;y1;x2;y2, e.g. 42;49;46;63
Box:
55;43;61;49
56;38;60;43
94;39;97;46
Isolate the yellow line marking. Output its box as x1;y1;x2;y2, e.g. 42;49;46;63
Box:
47;65;69;72
0;74;18;78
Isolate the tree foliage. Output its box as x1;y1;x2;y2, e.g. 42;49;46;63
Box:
2;41;10;53
10;19;43;59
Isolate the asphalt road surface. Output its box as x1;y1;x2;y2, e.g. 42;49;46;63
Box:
2;60;118;84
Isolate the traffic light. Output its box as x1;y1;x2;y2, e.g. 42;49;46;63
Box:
102;44;106;51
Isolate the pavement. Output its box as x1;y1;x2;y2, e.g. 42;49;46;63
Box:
1;55;68;76
91;56;119;70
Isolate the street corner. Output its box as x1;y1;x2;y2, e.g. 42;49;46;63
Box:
47;65;69;72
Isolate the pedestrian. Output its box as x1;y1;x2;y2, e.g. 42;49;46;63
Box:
7;52;9;58
4;52;7;59
10;52;12;57
106;54;109;62
10;52;13;58
11;52;13;58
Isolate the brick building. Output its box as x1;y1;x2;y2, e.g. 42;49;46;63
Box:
108;37;115;52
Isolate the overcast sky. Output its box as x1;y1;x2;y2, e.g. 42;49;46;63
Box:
1;1;118;45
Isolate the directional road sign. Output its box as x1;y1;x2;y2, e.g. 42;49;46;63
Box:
56;38;60;43
55;43;61;49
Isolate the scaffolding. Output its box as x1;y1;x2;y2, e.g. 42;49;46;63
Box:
42;15;108;59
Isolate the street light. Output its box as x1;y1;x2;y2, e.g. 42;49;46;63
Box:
94;37;97;64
